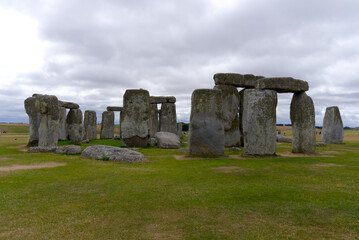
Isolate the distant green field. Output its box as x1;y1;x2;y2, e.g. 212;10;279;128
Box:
0;124;29;134
0;125;359;239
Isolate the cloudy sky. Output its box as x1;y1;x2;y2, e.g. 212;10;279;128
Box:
1;0;359;126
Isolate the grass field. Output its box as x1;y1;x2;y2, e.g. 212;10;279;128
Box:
0;125;359;239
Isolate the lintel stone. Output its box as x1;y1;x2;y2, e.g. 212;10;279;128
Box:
255;77;309;93
213;73;260;88
150;96;176;104
106;106;123;111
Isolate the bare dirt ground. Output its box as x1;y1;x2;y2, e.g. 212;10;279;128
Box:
277;152;334;158
0;162;67;172
7;144;27;152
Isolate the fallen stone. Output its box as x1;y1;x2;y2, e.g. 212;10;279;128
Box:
322;106;344;144
159;103;177;134
277;135;293;143
150;96;176;104
58;101;79;109
213;73;258;88
81;145;146;163
290;92;316;153
316;142;326;146
243;89;277;155
106;106;123;111
155;132;180;149
56;145;82;155
229;147;241;151
189;89;224;156
100;111;114;139
255;77;309;93
27;146;57;153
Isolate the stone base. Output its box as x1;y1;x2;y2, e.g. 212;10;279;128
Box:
123;136;148;147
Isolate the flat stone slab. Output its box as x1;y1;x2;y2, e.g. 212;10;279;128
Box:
58;101;79;109
155;132;180;149
27;147;57;153
106;106;123;111
81;145;146;163
255;77;309;93
213;73;260;88
277;135;292;143
150;96;176;104
56;145;82;155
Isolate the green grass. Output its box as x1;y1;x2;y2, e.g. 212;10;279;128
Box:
0;128;359;239
0;124;29;134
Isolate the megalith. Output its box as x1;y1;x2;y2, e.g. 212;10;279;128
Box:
149;103;159;138
35;94;60;147
24;96;41;146
159;103;177;134
58;106;67;141
177;122;183;138
66;109;83;145
121;89;150;147
290;92;316;153
243;89;277;155
213;85;241;147
322;106;344;144
188;89;224;156
238;89;245;147
83;110;97;140
100;111;114;139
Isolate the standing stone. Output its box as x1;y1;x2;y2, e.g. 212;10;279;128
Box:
290;92;316;153
35;94;60;147
213;85;241;147
189;89;224;156
100;111;114;139
238;89;245;147
159;103;177;134
121;89;150;147
243;89;277;155
58;107;67;141
66;109;83;145
149;103;159;138
24;96;41;146
177;122;183;138
322;106;344;144
83;110;97;140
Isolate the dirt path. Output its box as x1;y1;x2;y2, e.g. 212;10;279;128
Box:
0;162;67;172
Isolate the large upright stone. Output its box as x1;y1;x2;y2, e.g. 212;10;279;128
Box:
243;89;277;155
66;109;83;145
149;104;159;138
213;73;258;88
121;89;150;147
177;122;183;138
189;89;224;156
58;107;67;141
214;85;241;147
24;96;41;146
159;103;177;134
35;94;60;147
83;110;97;140
238;89;245;147
255;77;309;93
100;111;114;139
290;92;316;153
322;106;344;144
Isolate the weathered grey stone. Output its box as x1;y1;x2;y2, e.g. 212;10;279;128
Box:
159;103;177;134
243;89;277;155
149;137;157;146
277;135;293;143
24;96;41;146
255;77;309;93
155;132;180;149
58;107;67;141
213;73;257;88
322;106;344;144
81;145;146;163
27;146;57;153
56;145;82;155
100;111;114;139
214;85;241;147
149;104;159;138
177;122;183;138
316;142;326;146
121;89;150;147
229;147;241;152
290;92;316;153
150;96;176;104
83;110;97;140
35;94;59;148
238;89;245;147
66;109;83;145
106;106;123;111
189;89;224;156
58;101;79;109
